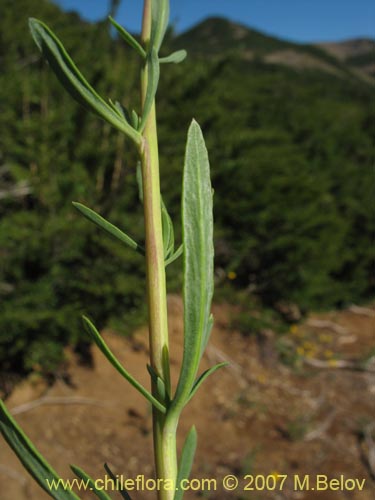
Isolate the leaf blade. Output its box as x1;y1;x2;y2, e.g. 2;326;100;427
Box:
104;463;132;500
71;465;112;500
161;199;175;259
159;50;187;64
82;316;166;413
29;18;141;145
139;47;160;132
0;399;80;500
72;202;144;255
173;120;214;407
188;363;228;403
108;16;146;58
174;426;197;500
151;0;170;52
165;244;183;267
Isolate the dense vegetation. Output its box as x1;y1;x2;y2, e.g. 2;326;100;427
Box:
0;0;373;375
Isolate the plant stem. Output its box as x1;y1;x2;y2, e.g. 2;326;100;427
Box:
140;1;177;498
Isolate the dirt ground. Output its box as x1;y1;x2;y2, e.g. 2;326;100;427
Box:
0;296;374;500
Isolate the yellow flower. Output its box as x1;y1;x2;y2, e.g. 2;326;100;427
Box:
302;341;314;350
227;271;237;280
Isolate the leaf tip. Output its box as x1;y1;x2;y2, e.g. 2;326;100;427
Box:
28;18;43;50
70;464;79;474
189;118;203;137
81;314;92;329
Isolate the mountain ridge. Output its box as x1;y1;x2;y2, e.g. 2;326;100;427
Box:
172;17;375;83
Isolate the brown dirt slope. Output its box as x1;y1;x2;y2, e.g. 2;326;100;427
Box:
0;296;374;499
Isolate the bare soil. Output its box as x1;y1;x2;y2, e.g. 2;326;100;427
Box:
0;296;374;500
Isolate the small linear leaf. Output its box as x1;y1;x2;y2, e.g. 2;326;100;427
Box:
146;364;168;404
174;426;197;500
104;463;132;500
151;0;170;52
162;344;172;398
82;316;166;413
108;98;128;120
159;50;187;64
109;100;132;125
139;47;159;132
131;110;140;130
108;16;146;59
71;465;112;500
173;120;214;408
29;18;141;145
200;313;214;358
0;399;80;500
161;199;175;259
188;363;228;403
136;161;143;202
72;202;144;255
165;244;183;267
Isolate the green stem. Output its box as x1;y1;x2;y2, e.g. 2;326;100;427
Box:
139;1;177;498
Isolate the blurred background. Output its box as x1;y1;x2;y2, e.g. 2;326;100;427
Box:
0;1;374;498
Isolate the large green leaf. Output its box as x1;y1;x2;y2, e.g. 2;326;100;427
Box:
0;399;80;500
173;120;214;409
29;19;141;145
82;316;166;414
174;426;197;500
72;202;144;255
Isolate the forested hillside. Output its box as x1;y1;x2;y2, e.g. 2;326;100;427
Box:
0;0;373;375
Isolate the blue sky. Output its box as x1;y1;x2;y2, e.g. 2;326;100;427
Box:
55;0;375;43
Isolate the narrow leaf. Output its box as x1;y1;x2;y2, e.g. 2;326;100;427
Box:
110;100;132;125
188;363;228;403
151;0;170;52
104;463;132;500
0;399;80;500
200;313;214;358
174;426;197;500
82;316;166;413
161;199;174;259
71;465;112;500
108;98;128;120
139;47;160;132
131;110;139;130
173;120;214;408
136;162;143;202
162;344;172;398
29;18;141;145
160;50;187;64
146;364;168;404
72;202;144;255
165;244;183;267
108;16;146;59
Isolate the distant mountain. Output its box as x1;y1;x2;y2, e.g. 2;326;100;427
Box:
173;17;374;83
315;38;375;77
